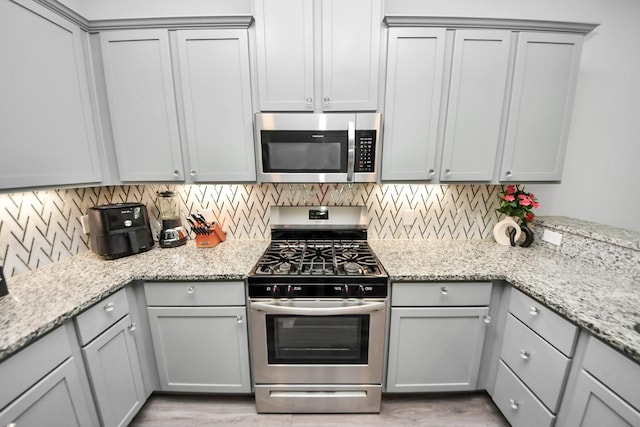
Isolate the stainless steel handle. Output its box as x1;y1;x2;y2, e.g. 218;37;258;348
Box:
505;170;513;177
237;315;244;324
441;286;449;295
173;170;180;177
428;169;435;176
190;170;197;177
187;285;196;294
306;97;313;105
250;300;386;316
346;121;356;182
445;169;451;176
520;349;530;360
323;96;330;104
530;306;540;316
483;315;492;324
509;399;519;410
104;302;115;312
128;322;137;332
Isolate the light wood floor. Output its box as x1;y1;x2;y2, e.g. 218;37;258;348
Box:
129;393;510;426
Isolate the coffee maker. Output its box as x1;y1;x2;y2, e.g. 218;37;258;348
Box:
157;191;188;248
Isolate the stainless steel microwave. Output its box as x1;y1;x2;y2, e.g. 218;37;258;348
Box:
255;113;382;183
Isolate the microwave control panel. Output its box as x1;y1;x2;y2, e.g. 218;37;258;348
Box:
355;130;376;172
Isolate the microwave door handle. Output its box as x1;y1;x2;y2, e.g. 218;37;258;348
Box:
347;121;356;182
250;300;385;316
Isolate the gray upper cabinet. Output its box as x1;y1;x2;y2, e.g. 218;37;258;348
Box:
440;30;512;182
381;28;447;181
0;0;103;190
100;29;184;182
500;32;584;182
175;29;256;182
381;18;596;183
255;0;381;112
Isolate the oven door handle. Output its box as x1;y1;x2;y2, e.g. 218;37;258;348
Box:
250;301;386;316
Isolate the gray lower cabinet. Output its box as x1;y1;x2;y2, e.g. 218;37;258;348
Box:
386;282;492;392
559;335;640;426
144;281;251;393
75;288;146;427
81;314;146;427
0;323;98;427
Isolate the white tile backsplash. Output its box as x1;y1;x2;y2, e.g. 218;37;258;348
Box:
0;184;503;277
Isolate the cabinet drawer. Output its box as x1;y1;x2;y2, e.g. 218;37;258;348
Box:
501;314;571;412
75;288;129;346
493;360;555;427
392;282;492;307
144;281;245;306
508;289;578;356
0;324;72;410
582;336;640;410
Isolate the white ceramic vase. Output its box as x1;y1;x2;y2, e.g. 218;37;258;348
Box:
493;216;521;246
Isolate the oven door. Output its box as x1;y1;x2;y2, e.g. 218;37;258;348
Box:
249;298;387;384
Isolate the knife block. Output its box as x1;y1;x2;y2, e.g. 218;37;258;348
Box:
195;223;226;248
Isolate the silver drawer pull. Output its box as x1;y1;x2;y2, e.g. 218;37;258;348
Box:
237;315;244;324
104;302;115;312
520;349;530;360
509;399;519;410
440;287;449;295
128;322;137;332
187;286;196;294
529;306;540;316
483;315;492;324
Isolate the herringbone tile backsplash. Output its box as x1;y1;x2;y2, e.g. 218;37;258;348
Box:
0;184;502;277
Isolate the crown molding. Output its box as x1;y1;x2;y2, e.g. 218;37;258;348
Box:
384;16;599;34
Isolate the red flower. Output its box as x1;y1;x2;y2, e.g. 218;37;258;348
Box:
502;195;515;202
524;212;535;222
518;196;532;206
505;185;516;195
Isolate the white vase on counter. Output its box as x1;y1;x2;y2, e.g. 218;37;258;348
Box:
493;216;521;246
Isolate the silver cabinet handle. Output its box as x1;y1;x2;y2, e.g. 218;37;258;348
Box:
346;121;356;182
237;315;244;324
428;169;435;176
520;349;530;360
509;399;519;410
505;170;513;177
444;169;451;176
190;170;197;177
128;322;137;332
440;286;449;295
173;170;180;177
530;306;540;316
187;285;196;294
483;315;492;324
323;96;330;104
306;97;313;105
104;302;115;312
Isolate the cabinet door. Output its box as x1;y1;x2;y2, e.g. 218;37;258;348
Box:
147;306;251;393
322;0;381;111
441;30;511;181
100;29;184;181
381;28;447;181
0;0;102;190
500;32;583;182
254;0;314;111
175;30;256;182
0;357;96;427
562;370;640;427
82;314;145;427
386;306;489;392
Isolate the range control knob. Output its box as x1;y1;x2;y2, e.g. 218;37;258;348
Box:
359;285;366;296
286;285;293;297
270;285;279;297
344;284;350;296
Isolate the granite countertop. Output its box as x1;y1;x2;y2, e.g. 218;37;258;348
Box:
369;239;640;363
1;236;639;365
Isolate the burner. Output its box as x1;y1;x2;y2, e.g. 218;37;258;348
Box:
343;262;363;274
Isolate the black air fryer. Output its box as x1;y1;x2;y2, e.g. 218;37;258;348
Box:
88;203;154;259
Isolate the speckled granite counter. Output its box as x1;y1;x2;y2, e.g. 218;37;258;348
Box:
0;240;269;362
369;239;640;363
1;235;639;366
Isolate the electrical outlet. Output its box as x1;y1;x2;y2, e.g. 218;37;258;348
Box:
80;215;90;234
542;229;563;246
401;209;416;227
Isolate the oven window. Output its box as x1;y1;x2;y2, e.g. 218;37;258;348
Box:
266;315;369;364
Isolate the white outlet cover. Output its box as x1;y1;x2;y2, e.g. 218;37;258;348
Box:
80;215;90;234
542;229;563;245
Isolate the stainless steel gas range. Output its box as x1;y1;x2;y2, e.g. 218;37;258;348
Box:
247;206;388;414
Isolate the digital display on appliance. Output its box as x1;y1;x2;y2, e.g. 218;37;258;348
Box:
308;209;329;220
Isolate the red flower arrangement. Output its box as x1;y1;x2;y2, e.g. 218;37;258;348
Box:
496;184;540;223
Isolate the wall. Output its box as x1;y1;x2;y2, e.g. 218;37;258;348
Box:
0;184;501;277
386;0;640;231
